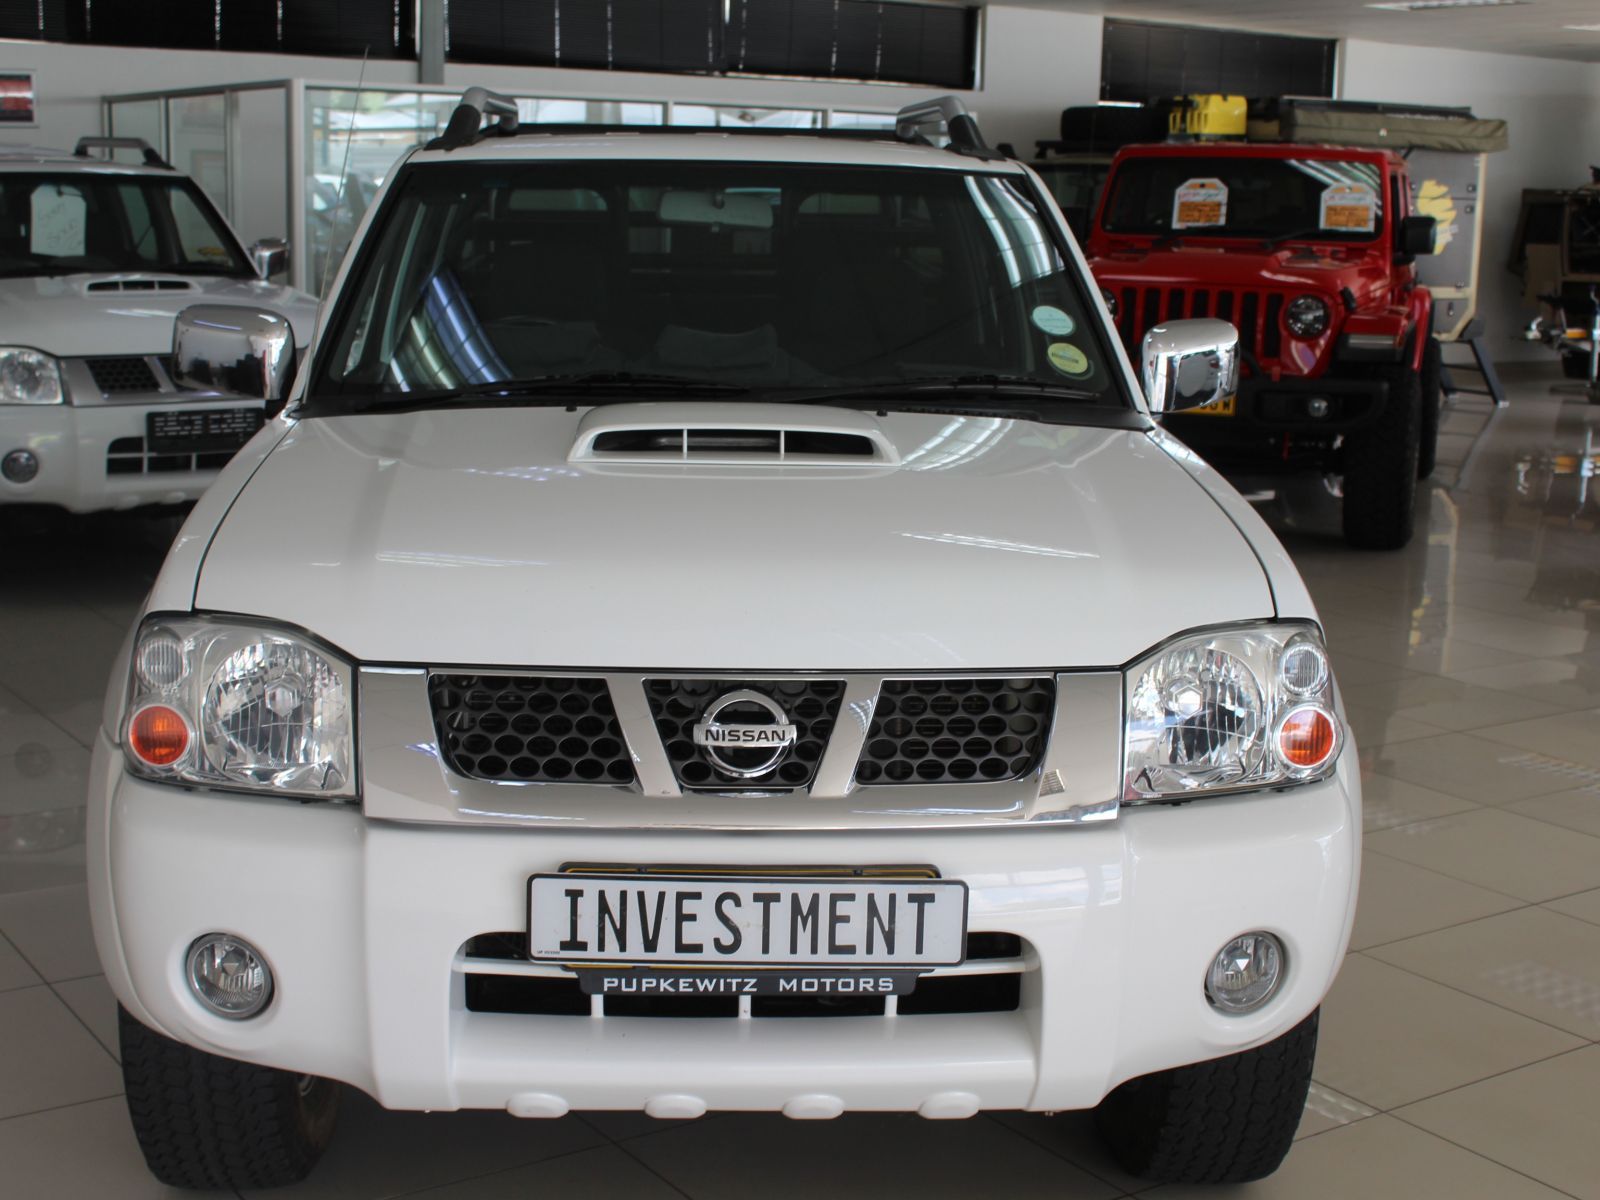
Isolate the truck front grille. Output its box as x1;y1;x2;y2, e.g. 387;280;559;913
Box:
428;675;636;785
855;677;1053;785
86;355;162;394
1113;285;1288;365
105;436;234;475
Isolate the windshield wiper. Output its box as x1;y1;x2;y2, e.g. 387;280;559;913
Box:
771;375;1103;407
329;372;751;414
1260;227;1330;250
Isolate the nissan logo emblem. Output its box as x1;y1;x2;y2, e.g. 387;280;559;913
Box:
691;689;797;779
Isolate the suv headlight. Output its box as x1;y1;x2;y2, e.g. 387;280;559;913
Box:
122;616;355;799
1124;623;1340;801
0;347;63;405
1285;295;1330;339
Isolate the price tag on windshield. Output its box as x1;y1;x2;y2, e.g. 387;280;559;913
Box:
1172;178;1228;229
1320;183;1377;233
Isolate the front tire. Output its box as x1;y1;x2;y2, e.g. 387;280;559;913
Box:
1093;1008;1319;1184
119;1005;340;1190
1417;336;1442;479
1342;363;1421;550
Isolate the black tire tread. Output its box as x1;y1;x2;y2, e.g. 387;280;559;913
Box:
1417;335;1441;479
118;1004;337;1190
1342;362;1420;549
1094;1008;1319;1185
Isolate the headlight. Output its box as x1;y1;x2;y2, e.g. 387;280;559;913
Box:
123;616;355;798
1124;623;1339;801
1285;295;1330;339
0;347;63;405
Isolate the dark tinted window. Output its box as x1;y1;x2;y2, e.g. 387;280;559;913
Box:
313;161;1120;407
1101;18;1335;104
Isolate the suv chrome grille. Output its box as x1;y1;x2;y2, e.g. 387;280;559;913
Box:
645;677;844;790
427;674;636;785
86;355;162;394
855;677;1054;785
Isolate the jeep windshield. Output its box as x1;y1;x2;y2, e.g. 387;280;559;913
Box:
306;160;1126;414
0;172;251;278
1101;156;1387;244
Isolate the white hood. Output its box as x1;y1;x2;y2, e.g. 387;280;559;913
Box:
195;406;1273;671
0;273;319;357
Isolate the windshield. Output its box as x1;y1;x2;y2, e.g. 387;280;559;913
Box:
1102;156;1387;243
0;172;250;278
1032;161;1110;239
309;160;1125;411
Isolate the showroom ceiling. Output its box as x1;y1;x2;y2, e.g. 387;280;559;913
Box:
1013;0;1600;62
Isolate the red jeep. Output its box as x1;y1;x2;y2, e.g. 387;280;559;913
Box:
1085;142;1440;549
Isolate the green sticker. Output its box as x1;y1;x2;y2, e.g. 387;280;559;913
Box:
1047;342;1091;377
1031;305;1075;336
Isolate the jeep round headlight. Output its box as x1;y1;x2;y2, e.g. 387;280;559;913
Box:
1285;295;1330;339
0;348;63;405
1124;623;1340;800
122;617;355;798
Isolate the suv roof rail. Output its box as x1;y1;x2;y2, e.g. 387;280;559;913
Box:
428;87;520;151
894;96;1006;161
73;136;171;169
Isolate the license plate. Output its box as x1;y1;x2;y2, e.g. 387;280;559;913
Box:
1188;393;1236;417
528;871;968;968
147;407;263;453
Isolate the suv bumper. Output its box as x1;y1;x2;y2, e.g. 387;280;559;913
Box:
88;731;1360;1118
1170;375;1387;439
0;398;264;513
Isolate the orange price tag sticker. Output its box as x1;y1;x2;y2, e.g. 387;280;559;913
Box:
1171;178;1228;230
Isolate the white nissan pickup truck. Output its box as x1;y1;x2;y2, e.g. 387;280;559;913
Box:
88;92;1359;1190
0;139;317;514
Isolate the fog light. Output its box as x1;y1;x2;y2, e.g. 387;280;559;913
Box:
1306;396;1330;419
1206;932;1284;1014
2;449;38;482
186;934;273;1019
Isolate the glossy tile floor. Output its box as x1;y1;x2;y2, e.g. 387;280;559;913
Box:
3;364;1600;1198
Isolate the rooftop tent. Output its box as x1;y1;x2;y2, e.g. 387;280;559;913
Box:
1269;99;1509;154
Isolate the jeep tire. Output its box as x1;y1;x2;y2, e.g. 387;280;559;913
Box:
119;1005;340;1190
1417;335;1442;479
1342;363;1421;549
1093;1008;1319;1185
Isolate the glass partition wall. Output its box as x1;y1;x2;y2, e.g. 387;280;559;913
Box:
106;81;894;294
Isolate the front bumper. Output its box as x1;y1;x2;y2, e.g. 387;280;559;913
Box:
88;731;1360;1117
1171;374;1386;438
0;396;264;513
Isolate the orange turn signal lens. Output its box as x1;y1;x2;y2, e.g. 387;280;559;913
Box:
129;704;189;767
1278;707;1336;770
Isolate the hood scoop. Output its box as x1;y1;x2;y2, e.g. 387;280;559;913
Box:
84;277;197;293
569;402;899;466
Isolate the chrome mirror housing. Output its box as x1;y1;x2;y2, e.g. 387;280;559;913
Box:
172;305;296;401
249;237;289;279
1140;319;1240;416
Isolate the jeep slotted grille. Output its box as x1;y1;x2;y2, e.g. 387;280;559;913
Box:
1113;286;1287;364
855;677;1054;785
646;677;844;790
428;675;635;784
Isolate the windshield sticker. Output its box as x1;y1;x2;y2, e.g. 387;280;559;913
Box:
1319;183;1378;233
1172;178;1228;229
1047;342;1091;378
1031;305;1075;336
29;183;86;257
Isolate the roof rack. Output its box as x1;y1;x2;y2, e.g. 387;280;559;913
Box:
73;136;171;169
424;86;1006;162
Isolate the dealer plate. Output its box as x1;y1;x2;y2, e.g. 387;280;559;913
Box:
147;407;263;454
528;872;967;968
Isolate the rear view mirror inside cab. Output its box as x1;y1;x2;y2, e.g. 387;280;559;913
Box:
658;189;774;230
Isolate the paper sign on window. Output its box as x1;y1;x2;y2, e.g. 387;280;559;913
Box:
30;184;87;257
1172;178;1228;229
1319;183;1377;233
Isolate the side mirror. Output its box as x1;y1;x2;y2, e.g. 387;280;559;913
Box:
172;305;296;401
249;237;289;279
1140;318;1239;416
1399;215;1438;257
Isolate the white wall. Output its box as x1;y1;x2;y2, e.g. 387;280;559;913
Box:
1341;38;1600;359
